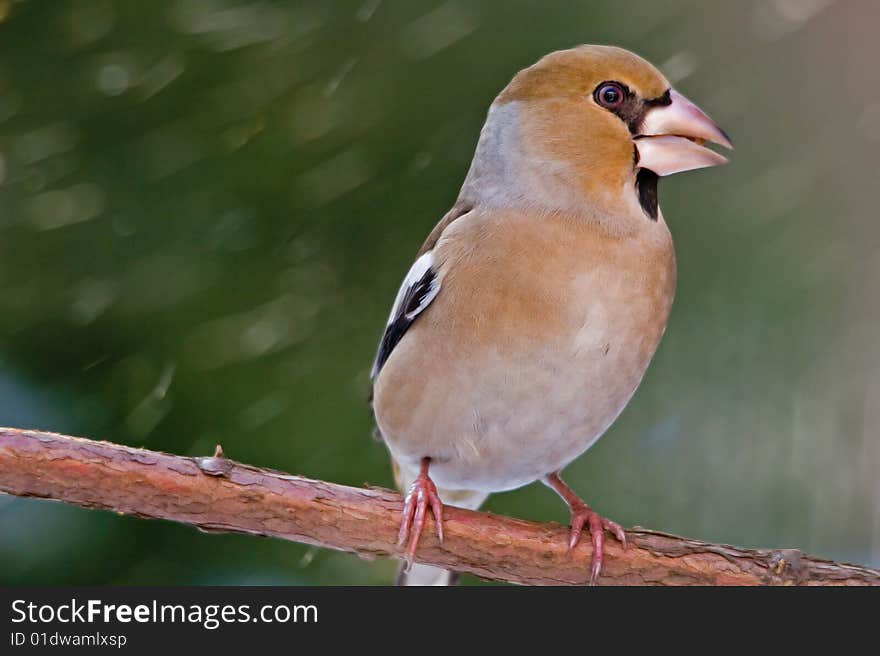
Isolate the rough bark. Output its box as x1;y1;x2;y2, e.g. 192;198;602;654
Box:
0;427;877;586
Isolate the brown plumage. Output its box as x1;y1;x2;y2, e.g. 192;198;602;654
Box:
371;45;731;585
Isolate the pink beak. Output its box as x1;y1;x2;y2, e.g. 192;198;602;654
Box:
634;89;732;176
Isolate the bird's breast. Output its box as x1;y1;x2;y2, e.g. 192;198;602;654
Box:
373;209;676;492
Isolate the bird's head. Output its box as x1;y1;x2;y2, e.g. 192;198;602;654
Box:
466;45;732;221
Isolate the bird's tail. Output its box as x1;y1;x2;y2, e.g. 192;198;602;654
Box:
394;464;487;586
396;561;460;586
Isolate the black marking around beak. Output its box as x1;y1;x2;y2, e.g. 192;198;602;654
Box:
631;97;667;220
599;87;670;220
631;89;672;133
645;89;673;108
636;169;659;220
595;83;673;135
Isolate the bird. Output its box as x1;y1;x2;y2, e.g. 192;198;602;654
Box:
369;45;732;585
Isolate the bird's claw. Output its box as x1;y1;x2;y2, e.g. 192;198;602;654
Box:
397;467;444;572
567;502;627;585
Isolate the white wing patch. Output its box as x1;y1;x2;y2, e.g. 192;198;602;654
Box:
391;252;439;322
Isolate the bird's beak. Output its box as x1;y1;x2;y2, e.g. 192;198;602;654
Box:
634;89;732;177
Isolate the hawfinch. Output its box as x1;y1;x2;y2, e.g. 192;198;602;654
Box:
369;45;732;585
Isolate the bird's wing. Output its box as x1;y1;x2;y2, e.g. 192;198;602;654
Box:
370;250;439;380
369;202;473;386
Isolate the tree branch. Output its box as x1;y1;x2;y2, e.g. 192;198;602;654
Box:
0;427;877;585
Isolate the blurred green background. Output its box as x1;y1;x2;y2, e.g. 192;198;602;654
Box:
1;0;878;585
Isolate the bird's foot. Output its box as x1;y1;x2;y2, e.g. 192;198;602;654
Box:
544;472;626;585
397;458;444;572
565;500;627;585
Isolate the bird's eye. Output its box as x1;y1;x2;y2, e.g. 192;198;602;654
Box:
594;82;626;109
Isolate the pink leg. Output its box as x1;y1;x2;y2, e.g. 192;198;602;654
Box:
543;472;627;585
397;458;445;572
